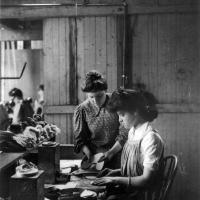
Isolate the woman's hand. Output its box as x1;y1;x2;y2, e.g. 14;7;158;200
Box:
106;169;121;176
82;145;92;160
98;151;113;163
81;154;93;170
97;168;121;178
91;177;116;186
98;141;122;163
96;168;112;178
81;145;93;170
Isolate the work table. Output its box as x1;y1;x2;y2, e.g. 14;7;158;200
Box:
0;152;26;172
0;144;82;199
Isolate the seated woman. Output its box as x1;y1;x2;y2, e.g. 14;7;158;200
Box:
92;88;164;200
73;71;128;169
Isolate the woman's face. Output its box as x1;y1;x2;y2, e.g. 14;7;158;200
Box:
10;96;18;104
87;90;106;107
117;110;138;129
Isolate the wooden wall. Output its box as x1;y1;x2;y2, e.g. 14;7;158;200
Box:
154;114;200;199
43;18;75;144
127;13;200;103
43;16;123;143
125;6;200;200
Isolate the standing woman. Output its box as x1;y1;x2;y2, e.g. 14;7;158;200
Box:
73;71;127;168
92;88;164;200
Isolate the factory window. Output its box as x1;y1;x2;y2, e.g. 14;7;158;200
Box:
1;40;43;50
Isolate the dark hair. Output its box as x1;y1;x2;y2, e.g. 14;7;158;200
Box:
9;88;23;99
81;70;108;92
8;123;23;134
39;84;44;90
107;88;158;122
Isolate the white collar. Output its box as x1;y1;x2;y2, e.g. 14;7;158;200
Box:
128;122;152;141
15;99;23;105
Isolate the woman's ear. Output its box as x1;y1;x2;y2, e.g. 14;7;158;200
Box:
133;111;138;116
133;110;140;118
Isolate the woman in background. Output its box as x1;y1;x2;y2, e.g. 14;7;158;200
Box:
8;88;34;123
73;70;127;169
92;88;164;200
34;84;44;119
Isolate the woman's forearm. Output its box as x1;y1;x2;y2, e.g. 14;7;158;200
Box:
81;145;92;158
113;175;151;188
112;177;129;186
108;141;122;156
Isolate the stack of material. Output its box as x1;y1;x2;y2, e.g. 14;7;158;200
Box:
0;114;61;152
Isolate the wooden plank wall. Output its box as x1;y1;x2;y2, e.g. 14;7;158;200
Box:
77;16;121;103
43;16;122;144
128;13;200;103
43;18;74;144
126;11;200;200
154;114;200;199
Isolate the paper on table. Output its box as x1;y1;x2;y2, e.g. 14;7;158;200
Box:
60;160;81;169
53;182;77;190
61;168;71;174
80;189;97;198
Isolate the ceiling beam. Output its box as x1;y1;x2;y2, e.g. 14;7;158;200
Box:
127;5;198;14
4;0;121;5
0;5;125;19
0;4;198;19
0;0;123;6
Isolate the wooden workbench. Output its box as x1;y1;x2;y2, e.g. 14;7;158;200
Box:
0;152;26;172
0;152;27;198
0;144;82;198
0;149;38;198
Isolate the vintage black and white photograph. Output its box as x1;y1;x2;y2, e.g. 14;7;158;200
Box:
0;0;199;200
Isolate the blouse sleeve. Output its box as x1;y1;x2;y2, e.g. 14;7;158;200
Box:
141;131;164;171
73;105;91;153
115;123;128;147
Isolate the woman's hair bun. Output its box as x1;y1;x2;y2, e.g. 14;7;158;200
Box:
82;70;107;92
85;70;102;81
142;91;159;106
140;90;159;122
